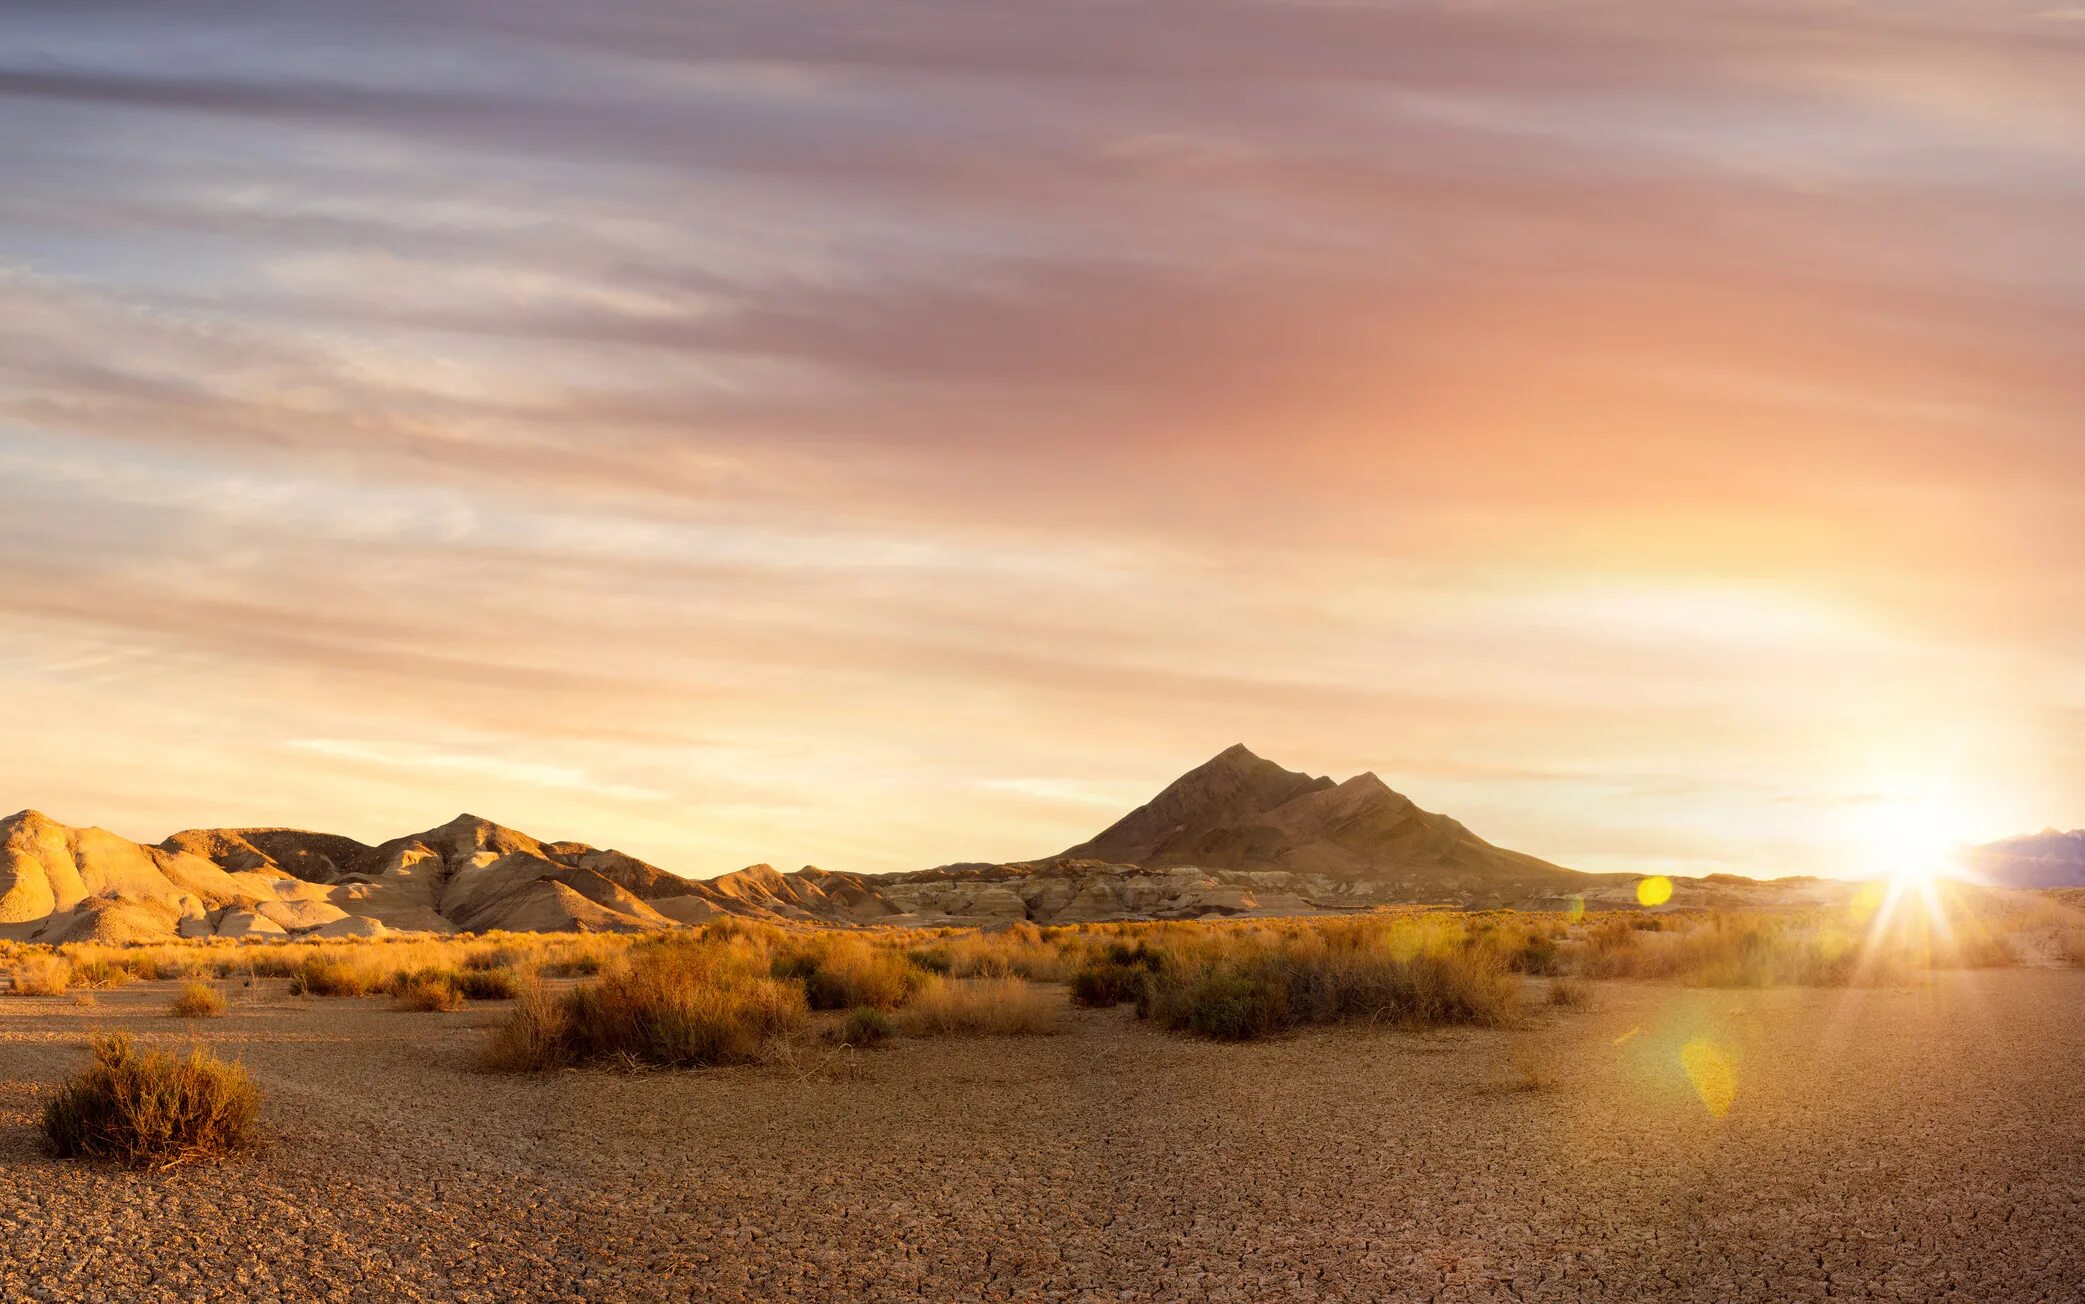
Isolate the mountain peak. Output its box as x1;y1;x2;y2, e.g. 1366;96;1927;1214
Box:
1056;750;1564;884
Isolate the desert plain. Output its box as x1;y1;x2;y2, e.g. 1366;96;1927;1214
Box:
2;953;2081;1303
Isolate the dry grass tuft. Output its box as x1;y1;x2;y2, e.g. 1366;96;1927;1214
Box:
775;939;921;1011
42;1033;260;1169
1137;918;1521;1041
169;980;227;1019
898;977;1065;1037
480;939;806;1071
11;953;73;996
836;1007;897;1047
392;974;467;1012
287;956;373;998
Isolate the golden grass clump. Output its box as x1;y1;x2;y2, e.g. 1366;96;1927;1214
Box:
42;1033;260;1169
897;977;1066;1037
480;938;806;1071
287;955;374;997
1136;916;1520;1041
774;937;922;1011
169;980;228;1019
10;953;73;996
392;974;467;1012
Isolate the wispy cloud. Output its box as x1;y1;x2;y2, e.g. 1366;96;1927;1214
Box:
0;0;2077;874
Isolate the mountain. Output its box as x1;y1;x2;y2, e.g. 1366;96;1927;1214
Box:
1061;744;1572;885
0;746;1894;939
1968;829;2085;888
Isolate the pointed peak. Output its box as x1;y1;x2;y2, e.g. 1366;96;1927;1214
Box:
1345;771;1390;791
1209;743;1264;766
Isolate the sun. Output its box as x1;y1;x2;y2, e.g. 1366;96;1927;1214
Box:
1850;787;1972;888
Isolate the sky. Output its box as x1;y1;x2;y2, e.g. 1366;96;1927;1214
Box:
1;1;2081;880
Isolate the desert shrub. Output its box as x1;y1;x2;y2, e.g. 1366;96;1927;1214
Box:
42;1033;260;1169
67;957;136;990
1547;975;1591;1007
477;984;572;1072
1071;943;1163;1008
898;977;1065;1037
536;952;604;978
481;940;805;1071
169;981;227;1019
1500;928;1561;976
463;947;522;972
1137;920;1520;1041
10;953;73;996
837;1007;897;1047
288;956;372;997
393;975;466;1012
773;939;921;1011
904;946;953;976
456;967;523;1000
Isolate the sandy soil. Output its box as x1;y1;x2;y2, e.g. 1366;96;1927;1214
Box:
1;970;2081;1302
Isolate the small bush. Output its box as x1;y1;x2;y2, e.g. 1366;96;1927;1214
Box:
42;1033;260;1169
169;981;227;1019
1138;925;1520;1041
456;968;523;1000
68;958;136;991
1548;976;1591;1007
776;941;921;1011
11;954;73;996
837;1007;897;1047
287;957;371;998
898;978;1065;1037
393;975;466;1012
480;941;806;1071
1071;944;1162;1008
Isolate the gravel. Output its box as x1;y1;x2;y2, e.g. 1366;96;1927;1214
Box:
2;970;2081;1301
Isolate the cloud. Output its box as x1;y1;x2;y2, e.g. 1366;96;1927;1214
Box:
286;739;669;803
0;0;2078;874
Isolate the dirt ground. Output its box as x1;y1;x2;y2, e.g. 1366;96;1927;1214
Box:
1;969;2081;1302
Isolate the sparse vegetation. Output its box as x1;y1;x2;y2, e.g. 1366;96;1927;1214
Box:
169;980;227;1018
480;938;807;1070
898;977;1065;1037
456;967;523;1000
392;974;467;1012
1134;917;1522;1041
775;938;922;1010
11;953;73;996
837;1007;897;1047
41;1033;260;1169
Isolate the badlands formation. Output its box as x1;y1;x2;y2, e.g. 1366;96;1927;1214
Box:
2;745;1860;944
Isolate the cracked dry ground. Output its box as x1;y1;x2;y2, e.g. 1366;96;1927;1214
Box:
2;970;2082;1302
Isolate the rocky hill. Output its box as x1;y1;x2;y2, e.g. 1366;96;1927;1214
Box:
2;745;1895;939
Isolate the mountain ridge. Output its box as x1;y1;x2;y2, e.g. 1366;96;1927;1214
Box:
0;745;1983;938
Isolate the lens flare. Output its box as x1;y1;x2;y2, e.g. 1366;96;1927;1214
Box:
1681;1039;1737;1118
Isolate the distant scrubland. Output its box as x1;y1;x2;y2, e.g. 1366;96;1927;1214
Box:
8;885;2081;1069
